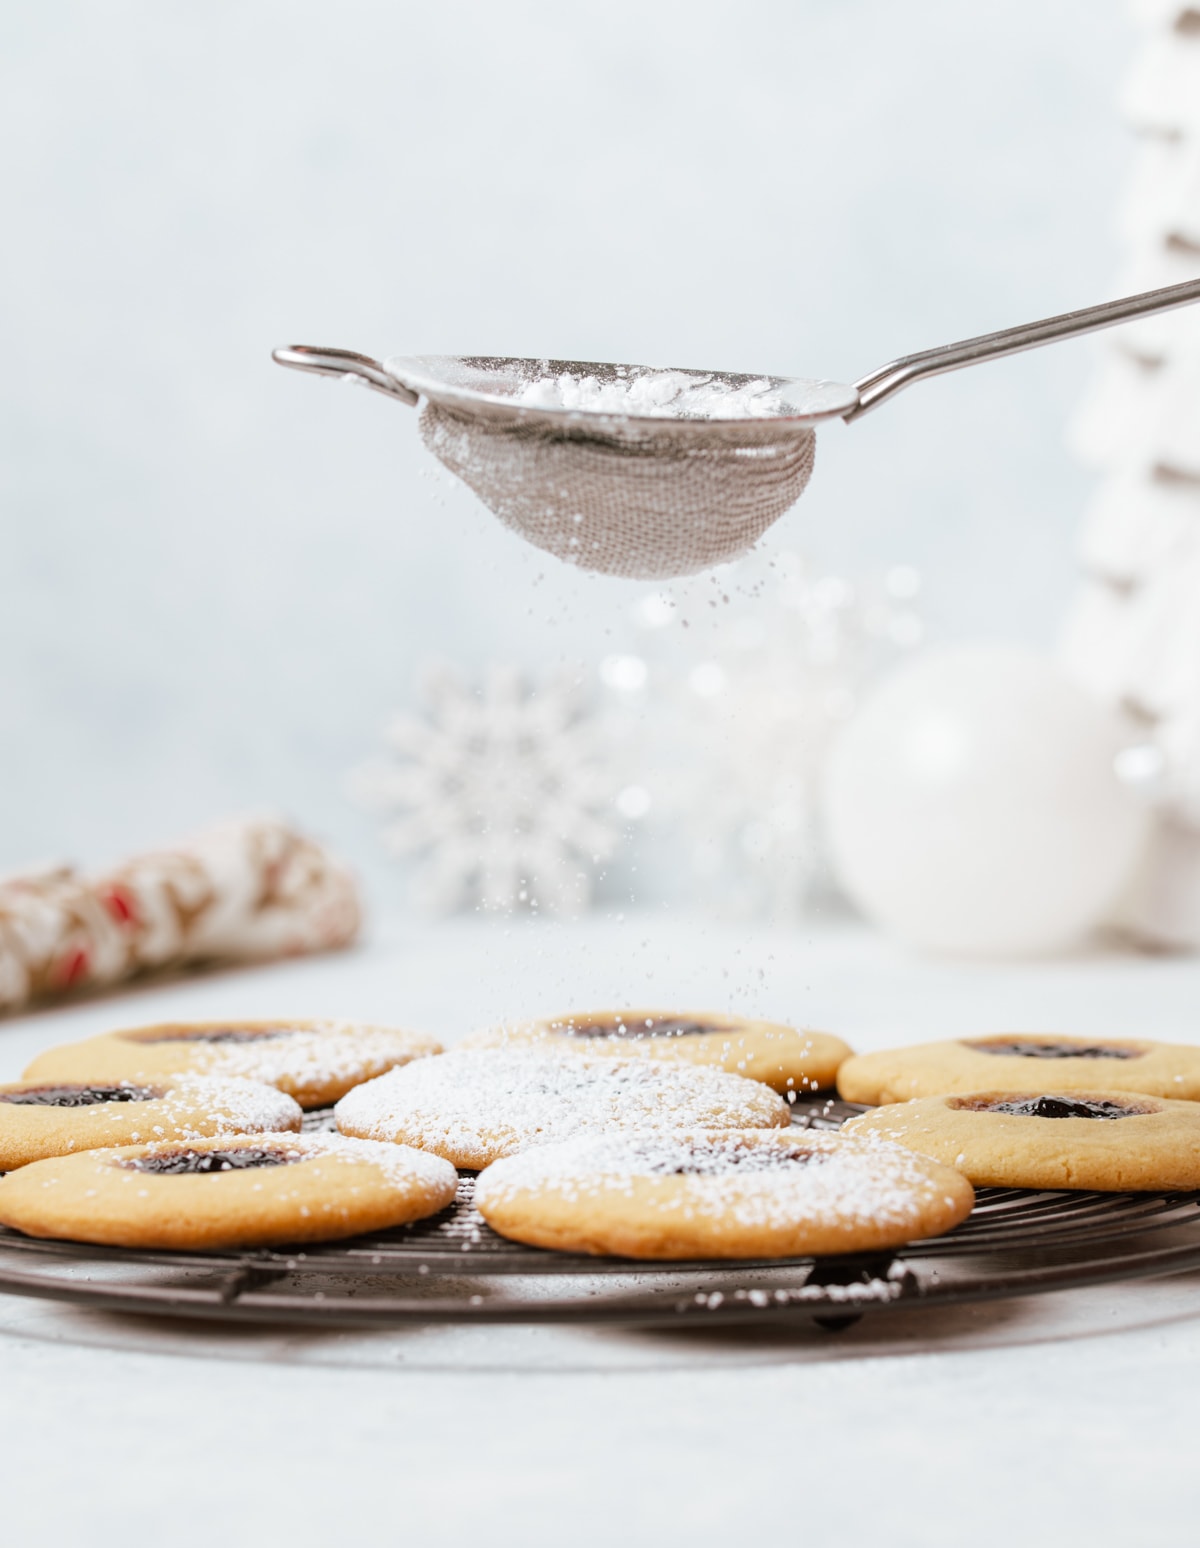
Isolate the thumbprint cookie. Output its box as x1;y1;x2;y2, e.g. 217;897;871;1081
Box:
22;1018;443;1108
836;1034;1200;1106
0;1075;301;1170
845;1091;1200;1190
0;1132;458;1249
462;1008;852;1094
335;1048;789;1169
474;1128;974;1259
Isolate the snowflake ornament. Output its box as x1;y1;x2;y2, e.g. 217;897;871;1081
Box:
350;662;621;914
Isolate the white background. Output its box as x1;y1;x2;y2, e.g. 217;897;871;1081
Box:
0;1;1131;901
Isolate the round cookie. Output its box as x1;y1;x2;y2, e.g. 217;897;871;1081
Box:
475;1128;974;1259
0;1075;302;1170
845;1091;1200;1191
0;1132;458;1249
836;1034;1200;1105
335;1048;790;1168
22;1018;443;1108
462;1009;852;1094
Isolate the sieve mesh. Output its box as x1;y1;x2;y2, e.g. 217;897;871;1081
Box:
419;400;817;581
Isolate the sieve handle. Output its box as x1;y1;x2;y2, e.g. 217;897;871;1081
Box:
271;346;419;406
847;274;1200;420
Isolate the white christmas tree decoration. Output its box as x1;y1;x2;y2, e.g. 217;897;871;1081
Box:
350;662;621;915
1060;2;1200;947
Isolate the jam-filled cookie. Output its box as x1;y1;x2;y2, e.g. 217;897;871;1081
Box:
335;1048;790;1169
22;1018;443;1108
0;1075;301;1170
462;1009;852;1095
845;1091;1200;1190
475;1128;974;1259
0;1132;458;1249
836;1034;1200;1106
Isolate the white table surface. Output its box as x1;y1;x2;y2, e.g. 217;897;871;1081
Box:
3;913;1200;1546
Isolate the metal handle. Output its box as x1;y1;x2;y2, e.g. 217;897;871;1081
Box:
271;345;419;406
847;275;1200;420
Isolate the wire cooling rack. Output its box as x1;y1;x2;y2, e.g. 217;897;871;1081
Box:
2;1100;1200;1331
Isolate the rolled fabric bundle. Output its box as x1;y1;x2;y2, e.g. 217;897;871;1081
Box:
0;817;361;1014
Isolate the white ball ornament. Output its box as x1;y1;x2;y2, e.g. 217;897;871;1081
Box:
823;646;1151;956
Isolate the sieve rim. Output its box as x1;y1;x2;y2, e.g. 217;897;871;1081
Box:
384;354;859;431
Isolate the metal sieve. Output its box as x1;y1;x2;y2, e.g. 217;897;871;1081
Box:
273;276;1200;581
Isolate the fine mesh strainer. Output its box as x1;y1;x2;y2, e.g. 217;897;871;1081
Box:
274;276;1200;581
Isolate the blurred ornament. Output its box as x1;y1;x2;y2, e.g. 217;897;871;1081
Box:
823;646;1152;956
614;551;923;917
350;662;621;915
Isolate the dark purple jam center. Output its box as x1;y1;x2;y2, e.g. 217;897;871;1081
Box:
970;1096;1142;1120
965;1039;1143;1060
565;1018;721;1040
131;1027;298;1045
124;1147;300;1174
1;1084;160;1108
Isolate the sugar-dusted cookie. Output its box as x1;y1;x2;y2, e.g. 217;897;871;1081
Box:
0;1075;301;1170
836;1034;1200;1105
845;1091;1200;1191
474;1127;974;1259
22;1018;443;1108
335;1048;790;1168
0;1132;458;1249
462;1009;852;1094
